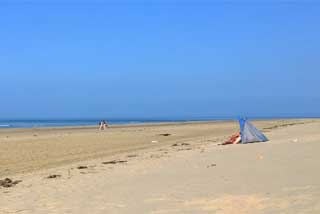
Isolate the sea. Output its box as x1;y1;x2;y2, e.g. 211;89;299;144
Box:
0;118;224;129
0;116;315;129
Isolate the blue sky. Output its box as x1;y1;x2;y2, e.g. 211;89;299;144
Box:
0;1;319;119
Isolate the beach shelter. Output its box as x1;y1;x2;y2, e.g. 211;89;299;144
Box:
239;118;268;144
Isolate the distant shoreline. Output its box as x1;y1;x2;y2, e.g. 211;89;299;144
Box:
0;117;319;131
0;120;233;131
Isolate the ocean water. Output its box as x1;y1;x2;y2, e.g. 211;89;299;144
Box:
0;116;315;129
0;118;223;129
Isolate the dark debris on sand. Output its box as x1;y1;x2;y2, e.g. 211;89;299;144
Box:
77;166;88;169
102;160;128;165
0;178;22;188
47;174;62;179
159;133;171;137
171;143;190;147
177;148;192;151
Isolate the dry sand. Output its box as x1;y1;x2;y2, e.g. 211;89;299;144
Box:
0;119;320;213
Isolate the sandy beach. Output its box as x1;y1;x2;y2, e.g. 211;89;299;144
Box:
1;119;320;213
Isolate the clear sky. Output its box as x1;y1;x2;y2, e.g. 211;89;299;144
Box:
0;0;319;119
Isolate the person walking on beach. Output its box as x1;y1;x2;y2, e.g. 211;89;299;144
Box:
99;120;109;130
99;121;104;130
103;120;109;129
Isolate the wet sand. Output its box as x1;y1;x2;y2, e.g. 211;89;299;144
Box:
1;119;320;213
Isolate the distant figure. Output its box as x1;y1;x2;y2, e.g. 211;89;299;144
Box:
99;121;104;130
99;120;109;130
103;120;109;129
